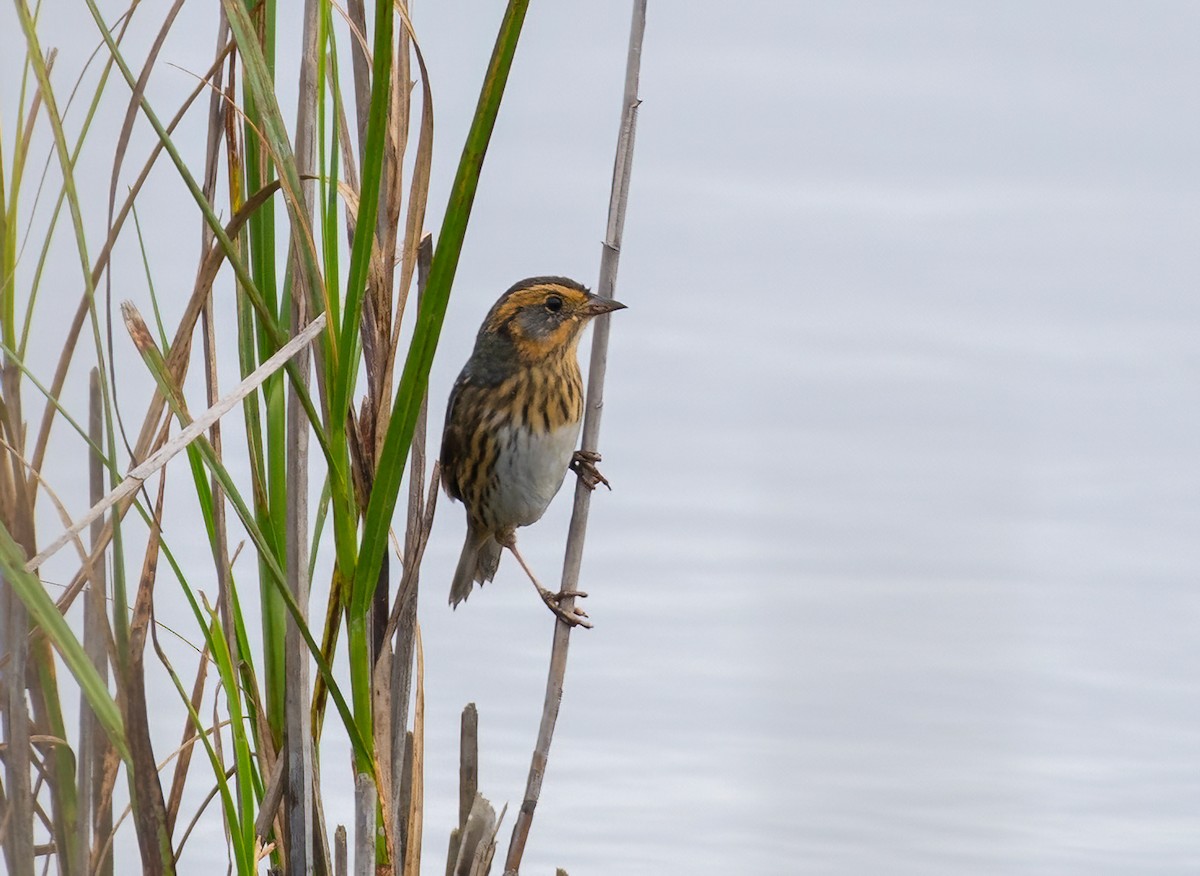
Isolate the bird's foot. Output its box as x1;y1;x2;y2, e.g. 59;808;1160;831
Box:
538;586;592;629
503;536;593;628
571;450;610;491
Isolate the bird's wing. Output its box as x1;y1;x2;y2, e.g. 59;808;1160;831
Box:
439;370;472;502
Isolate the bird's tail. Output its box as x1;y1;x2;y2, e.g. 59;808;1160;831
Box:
449;530;502;608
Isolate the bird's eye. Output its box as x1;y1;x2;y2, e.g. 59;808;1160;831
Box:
545;295;563;313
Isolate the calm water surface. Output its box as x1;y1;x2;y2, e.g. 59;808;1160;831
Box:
434;5;1200;873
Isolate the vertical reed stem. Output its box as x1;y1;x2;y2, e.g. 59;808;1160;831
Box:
285;0;321;867
503;2;647;871
83;368;114;876
1;358;34;876
1;574;33;876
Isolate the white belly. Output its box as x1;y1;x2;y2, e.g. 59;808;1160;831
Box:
492;420;581;528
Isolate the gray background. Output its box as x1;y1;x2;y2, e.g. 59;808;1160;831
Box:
4;1;1199;873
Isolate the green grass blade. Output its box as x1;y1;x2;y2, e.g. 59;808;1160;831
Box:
0;523;130;765
219;0;327;344
123;307;373;771
352;0;531;616
332;0;393;422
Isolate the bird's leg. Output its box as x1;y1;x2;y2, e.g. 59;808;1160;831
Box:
571;449;610;491
499;535;592;629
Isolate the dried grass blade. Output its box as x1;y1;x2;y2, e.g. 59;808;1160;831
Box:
102;0;187;458
384;19;435;411
403;624;425;876
29;38;235;478
122;473;173;873
163;645;210;836
25;309;326;573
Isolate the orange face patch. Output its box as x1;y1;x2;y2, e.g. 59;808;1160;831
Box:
485;282;594;362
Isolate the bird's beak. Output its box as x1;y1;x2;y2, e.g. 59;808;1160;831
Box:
583;294;627;316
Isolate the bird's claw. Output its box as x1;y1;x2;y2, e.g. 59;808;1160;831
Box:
540;587;592;629
571;450;611;491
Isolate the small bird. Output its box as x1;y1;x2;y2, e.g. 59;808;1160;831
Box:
440;276;625;627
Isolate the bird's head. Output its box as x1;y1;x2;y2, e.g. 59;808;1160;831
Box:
479;276;626;363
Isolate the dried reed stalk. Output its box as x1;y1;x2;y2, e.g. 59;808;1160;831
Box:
336;823;349;876
83;368;114;876
283;0;323;869
503;2;647;872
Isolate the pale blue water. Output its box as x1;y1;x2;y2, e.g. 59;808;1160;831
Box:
6;2;1199;874
417;4;1200;873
